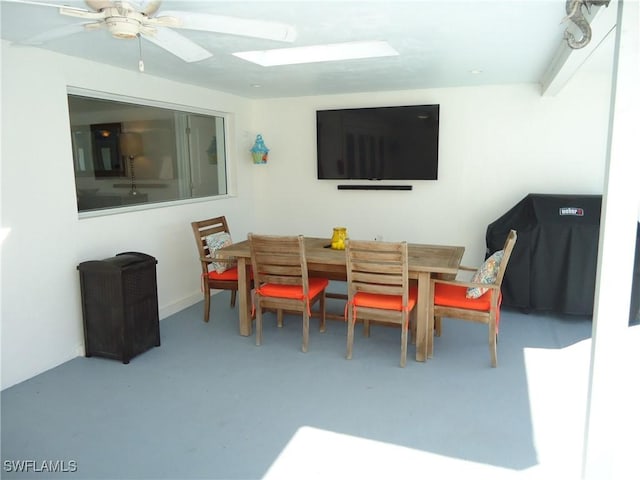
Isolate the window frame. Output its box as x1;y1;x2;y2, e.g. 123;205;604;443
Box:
68;87;234;218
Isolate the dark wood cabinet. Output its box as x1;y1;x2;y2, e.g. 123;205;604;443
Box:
78;252;160;364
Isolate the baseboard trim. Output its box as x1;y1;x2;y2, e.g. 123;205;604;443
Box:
159;293;203;320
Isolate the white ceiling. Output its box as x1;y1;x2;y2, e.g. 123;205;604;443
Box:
0;1;593;99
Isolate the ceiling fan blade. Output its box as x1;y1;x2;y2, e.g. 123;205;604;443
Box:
144;14;180;29
19;22;90;44
83;21;105;31
138;0;161;16
143;28;212;63
158;11;297;43
2;0;91;13
84;0;113;10
59;5;105;20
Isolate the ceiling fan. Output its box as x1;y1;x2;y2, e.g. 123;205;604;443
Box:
8;0;297;63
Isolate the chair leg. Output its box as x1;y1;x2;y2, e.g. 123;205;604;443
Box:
319;294;326;333
435;316;442;337
302;310;309;353
410;310;416;345
346;309;355;360
363;319;371;337
277;309;284;328
247;283;256;320
203;289;211;323
400;320;408;368
230;290;237;308
256;302;263;346
489;322;498;368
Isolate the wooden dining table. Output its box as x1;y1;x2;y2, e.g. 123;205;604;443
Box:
219;237;464;362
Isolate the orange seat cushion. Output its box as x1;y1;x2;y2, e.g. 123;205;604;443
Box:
207;267;253;282
353;286;418;311
208;267;239;281
257;277;329;300
434;283;496;311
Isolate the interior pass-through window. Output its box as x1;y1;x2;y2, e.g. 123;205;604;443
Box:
68;92;228;214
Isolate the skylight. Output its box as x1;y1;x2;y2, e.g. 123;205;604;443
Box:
232;41;399;67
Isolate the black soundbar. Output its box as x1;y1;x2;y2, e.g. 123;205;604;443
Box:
337;185;412;191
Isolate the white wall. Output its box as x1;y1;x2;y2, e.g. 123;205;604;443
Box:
249;80;611;265
0;42;259;389
1;38;613;390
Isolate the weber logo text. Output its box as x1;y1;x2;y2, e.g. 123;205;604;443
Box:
559;207;584;216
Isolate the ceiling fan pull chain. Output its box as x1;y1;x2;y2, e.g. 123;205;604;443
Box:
137;34;145;72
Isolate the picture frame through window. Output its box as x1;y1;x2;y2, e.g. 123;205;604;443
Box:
90;123;125;177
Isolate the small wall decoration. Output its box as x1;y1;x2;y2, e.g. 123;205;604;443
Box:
250;134;269;164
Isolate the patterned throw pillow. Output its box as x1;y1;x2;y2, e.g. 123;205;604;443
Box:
466;250;504;299
205;232;236;274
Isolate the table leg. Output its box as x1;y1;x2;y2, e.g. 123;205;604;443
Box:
236;257;251;336
415;272;431;362
426;277;435;359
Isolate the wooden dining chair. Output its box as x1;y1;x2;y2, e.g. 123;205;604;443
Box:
248;234;329;352
429;229;517;367
345;239;418;367
191;216;252;323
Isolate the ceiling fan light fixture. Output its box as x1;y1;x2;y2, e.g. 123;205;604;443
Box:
103;7;145;39
232;41;399;67
106;17;141;39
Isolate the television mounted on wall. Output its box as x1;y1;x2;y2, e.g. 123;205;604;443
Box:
316;104;439;181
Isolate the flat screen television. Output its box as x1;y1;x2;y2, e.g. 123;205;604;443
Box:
316;104;439;180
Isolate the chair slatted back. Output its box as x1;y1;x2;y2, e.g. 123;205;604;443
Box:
494;229;518;287
249;233;328;352
190;216;241;323
430;229;518;367
345;239;414;367
191;216;231;272
249;234;309;292
346;239;409;303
